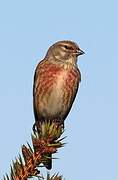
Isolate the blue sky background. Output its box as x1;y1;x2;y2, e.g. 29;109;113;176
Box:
0;0;118;179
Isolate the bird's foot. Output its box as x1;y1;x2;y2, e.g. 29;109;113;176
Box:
33;121;42;134
54;121;64;130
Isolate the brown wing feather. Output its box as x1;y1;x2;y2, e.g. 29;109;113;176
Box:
33;59;47;122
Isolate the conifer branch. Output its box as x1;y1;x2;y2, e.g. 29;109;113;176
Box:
4;122;64;180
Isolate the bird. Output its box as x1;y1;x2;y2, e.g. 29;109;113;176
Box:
33;40;84;169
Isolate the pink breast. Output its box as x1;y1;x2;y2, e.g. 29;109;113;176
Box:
39;63;63;93
66;69;78;90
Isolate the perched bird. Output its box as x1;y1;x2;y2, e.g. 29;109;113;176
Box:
33;40;84;169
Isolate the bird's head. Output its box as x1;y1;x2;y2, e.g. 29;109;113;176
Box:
46;40;85;65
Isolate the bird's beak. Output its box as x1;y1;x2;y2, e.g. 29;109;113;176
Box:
76;49;85;56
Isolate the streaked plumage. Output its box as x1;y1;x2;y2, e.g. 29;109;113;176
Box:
33;40;84;169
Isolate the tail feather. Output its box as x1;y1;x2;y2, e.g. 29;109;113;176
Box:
43;153;52;170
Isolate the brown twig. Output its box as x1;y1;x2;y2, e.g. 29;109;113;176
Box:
4;122;64;180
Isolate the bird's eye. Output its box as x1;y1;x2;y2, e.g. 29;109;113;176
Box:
64;45;74;50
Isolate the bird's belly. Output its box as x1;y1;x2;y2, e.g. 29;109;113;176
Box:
45;85;64;116
37;67;79;121
39;72;66;118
